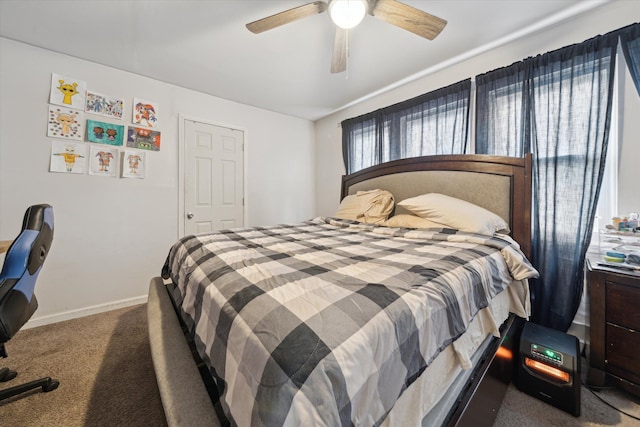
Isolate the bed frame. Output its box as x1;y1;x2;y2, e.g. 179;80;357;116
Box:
148;153;533;427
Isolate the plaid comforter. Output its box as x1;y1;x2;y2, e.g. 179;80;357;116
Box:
162;217;538;427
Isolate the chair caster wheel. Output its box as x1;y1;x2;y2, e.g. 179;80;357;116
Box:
42;378;59;393
0;368;17;382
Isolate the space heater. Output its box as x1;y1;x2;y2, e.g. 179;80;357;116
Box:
517;322;581;416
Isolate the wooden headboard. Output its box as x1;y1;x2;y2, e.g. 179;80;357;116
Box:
341;154;532;259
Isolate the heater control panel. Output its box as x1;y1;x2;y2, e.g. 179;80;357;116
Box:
531;343;564;365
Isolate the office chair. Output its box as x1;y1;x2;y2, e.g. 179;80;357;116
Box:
0;204;59;400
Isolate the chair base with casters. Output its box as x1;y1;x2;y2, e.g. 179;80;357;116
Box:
1;342;60;401
0;204;59;401
0;369;59;401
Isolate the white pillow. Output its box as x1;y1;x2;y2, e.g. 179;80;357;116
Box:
384;214;445;229
334;189;394;224
397;193;509;235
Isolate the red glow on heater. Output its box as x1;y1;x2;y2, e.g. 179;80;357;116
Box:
525;357;570;383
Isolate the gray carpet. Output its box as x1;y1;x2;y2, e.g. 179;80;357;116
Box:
1;304;639;426
495;382;640;426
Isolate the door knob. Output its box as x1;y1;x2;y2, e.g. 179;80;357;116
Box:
187;212;194;219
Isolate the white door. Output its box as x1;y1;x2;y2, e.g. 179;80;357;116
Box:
184;120;244;235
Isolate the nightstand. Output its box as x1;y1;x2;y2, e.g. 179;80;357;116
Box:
587;254;640;397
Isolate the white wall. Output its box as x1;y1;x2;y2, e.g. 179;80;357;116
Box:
314;1;640;216
0;38;315;326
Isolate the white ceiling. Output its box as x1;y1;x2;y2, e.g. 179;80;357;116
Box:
0;0;609;121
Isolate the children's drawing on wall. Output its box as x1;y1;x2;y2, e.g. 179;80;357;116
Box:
50;140;86;174
47;105;84;140
85;91;124;119
49;73;86;110
132;98;159;128
122;149;146;179
127;126;161;151
86;119;124;146
89;145;118;177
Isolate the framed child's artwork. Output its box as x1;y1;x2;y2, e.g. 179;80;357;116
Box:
89;145;118;177
85;90;124;119
47;105;84;140
86;119;125;146
132;98;159;128
122;149;146;179
127;126;161;151
49;73;86;110
50;140;86;174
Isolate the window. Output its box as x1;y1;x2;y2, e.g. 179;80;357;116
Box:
342;79;471;174
593;47;622;236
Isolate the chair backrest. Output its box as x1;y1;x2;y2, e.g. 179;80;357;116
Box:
0;204;54;343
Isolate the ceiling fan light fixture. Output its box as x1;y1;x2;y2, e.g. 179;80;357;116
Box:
329;0;367;30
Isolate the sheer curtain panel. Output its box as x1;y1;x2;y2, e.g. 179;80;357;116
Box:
475;34;618;331
476;62;531;157
342;80;471;174
619;23;640;96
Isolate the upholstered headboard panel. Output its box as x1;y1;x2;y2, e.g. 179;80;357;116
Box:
341;154;532;259
347;170;511;223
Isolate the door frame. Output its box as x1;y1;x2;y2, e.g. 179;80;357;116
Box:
178;114;248;238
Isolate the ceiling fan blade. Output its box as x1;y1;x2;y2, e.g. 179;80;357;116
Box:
331;27;348;73
372;0;447;40
246;1;328;34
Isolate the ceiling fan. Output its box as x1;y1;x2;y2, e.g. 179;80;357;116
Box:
246;0;447;74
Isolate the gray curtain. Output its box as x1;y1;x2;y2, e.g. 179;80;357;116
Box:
342;80;471;174
476;62;531;157
620;23;640;96
476;33;618;331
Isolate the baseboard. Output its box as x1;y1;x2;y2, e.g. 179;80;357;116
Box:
23;295;148;329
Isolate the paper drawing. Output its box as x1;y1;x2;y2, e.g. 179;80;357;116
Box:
122;150;146;179
89;145;118;177
49;73;86;109
86;119;125;146
85;90;124;119
127;126;161;151
50;140;86;174
47;105;84;140
132;98;159;128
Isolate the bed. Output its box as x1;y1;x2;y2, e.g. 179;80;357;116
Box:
148;153;536;427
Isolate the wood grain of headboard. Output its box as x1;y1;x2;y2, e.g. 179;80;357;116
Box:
341;154;532;259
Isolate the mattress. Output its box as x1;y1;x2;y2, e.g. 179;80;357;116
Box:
162;217;537;426
384;280;530;426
